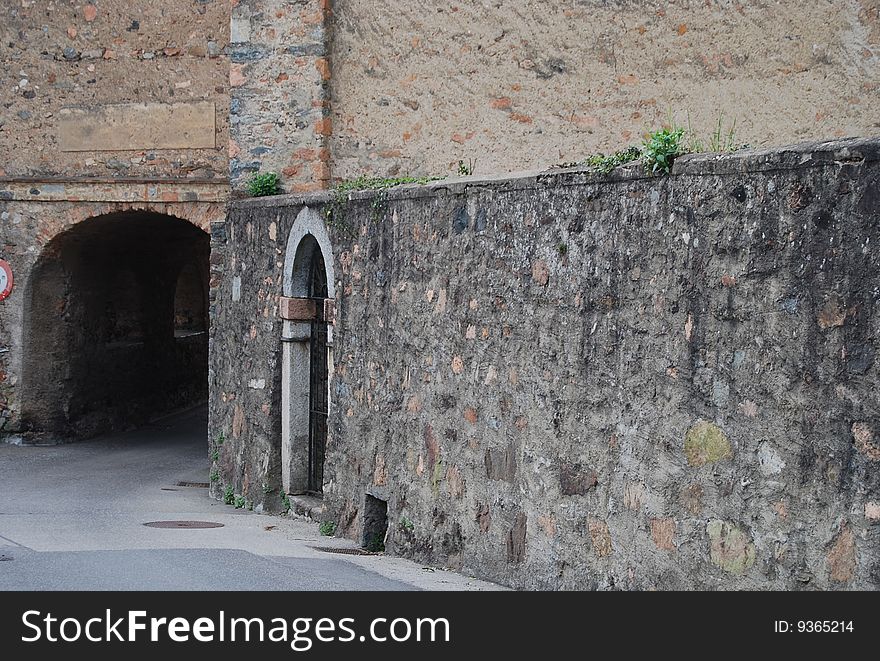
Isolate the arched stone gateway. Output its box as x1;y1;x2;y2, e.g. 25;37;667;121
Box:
280;207;336;496
20;210;210;438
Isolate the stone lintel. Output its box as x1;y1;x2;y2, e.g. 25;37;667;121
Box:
279;297;336;323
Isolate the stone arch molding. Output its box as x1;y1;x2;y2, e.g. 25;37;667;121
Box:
283;207;336;298
280;206;335;495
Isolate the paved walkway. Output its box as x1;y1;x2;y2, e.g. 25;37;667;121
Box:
0;406;502;591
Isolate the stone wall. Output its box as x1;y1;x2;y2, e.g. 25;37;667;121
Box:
0;1;228;438
1;0;229;180
214;138;880;590
328;0;880;180
226;0;880;191
228;0;331;192
0;190;223;437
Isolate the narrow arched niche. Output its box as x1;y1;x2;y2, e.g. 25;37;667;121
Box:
281;207;336;496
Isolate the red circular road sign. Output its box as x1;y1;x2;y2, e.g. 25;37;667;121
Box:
0;260;13;302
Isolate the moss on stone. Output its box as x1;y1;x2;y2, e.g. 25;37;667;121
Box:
684;420;732;467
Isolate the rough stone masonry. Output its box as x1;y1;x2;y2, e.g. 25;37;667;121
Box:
0;2;229;437
213;137;880;590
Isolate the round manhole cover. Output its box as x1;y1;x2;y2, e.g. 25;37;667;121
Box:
143;520;224;529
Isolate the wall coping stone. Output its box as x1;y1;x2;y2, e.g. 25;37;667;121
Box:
229;137;880;212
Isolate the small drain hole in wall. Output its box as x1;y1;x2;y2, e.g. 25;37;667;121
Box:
362;494;388;552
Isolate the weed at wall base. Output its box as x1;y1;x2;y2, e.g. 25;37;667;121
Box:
365;532;385;553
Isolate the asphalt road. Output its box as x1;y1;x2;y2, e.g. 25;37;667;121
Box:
0;406;501;591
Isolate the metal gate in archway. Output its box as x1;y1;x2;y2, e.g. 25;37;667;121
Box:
307;250;329;495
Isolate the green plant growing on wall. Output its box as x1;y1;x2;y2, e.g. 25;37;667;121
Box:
686;112;741;154
211;432;225;464
262;483;273;494
399;515;414;532
223;485;235;505
365;532;385;553
708;114;738;153
234;495;246;509
583;146;642;175
247;171;282;197
210;469;220;483
319;521;336;536
457;159;476;176
556;114;746;175
642;127;685;174
556;145;641;175
281;491;291;514
325;174;446;235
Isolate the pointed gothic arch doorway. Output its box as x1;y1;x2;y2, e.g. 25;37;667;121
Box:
281;208;335;496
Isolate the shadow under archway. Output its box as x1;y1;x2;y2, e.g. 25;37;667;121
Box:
21;211;210;439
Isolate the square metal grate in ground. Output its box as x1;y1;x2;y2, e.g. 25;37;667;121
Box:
311;546;380;556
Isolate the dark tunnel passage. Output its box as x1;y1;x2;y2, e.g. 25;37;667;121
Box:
21;211;210;439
